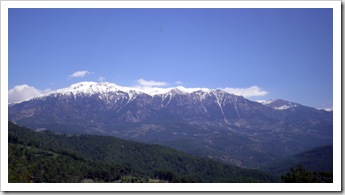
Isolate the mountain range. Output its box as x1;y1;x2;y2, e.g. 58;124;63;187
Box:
8;82;333;168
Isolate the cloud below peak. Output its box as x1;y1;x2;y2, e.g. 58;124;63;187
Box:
175;81;182;85
98;76;106;82
136;78;168;88
8;81;268;103
8;84;52;103
69;71;92;78
222;86;268;98
133;79;267;98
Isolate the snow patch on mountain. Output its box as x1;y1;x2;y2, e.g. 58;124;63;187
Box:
256;99;277;105
273;105;296;110
56;82;131;95
322;108;333;112
256;99;299;110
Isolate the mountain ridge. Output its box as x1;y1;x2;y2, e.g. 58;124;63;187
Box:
10;81;331;112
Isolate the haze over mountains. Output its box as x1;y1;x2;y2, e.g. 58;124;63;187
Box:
8;81;333;168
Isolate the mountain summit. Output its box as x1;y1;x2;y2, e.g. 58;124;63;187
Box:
8;81;333;168
32;81;213;99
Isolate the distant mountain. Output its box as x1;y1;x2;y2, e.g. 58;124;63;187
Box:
8;122;278;183
9;82;333;168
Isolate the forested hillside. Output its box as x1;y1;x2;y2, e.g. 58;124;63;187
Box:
261;145;333;183
261;145;333;176
8;122;278;183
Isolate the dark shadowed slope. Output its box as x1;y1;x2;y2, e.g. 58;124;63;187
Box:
261;145;333;177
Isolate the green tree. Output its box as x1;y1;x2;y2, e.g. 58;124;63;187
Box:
282;165;314;182
281;165;332;183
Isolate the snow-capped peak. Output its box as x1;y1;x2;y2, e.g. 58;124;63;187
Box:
54;81;134;96
36;81;219;98
174;86;211;94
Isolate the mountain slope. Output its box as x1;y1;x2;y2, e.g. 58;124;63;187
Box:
261;145;333;177
9;143;132;183
8;122;278;183
8;82;333;168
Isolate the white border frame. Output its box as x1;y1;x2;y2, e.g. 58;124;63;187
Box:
1;0;341;192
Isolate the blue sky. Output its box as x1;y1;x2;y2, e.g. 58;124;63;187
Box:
8;8;333;109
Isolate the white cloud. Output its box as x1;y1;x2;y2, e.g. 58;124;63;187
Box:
69;70;92;78
222;86;268;98
99;76;106;82
136;78;167;88
175;81;182;85
8;84;52;103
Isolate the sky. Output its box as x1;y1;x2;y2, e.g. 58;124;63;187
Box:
8;8;333;109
